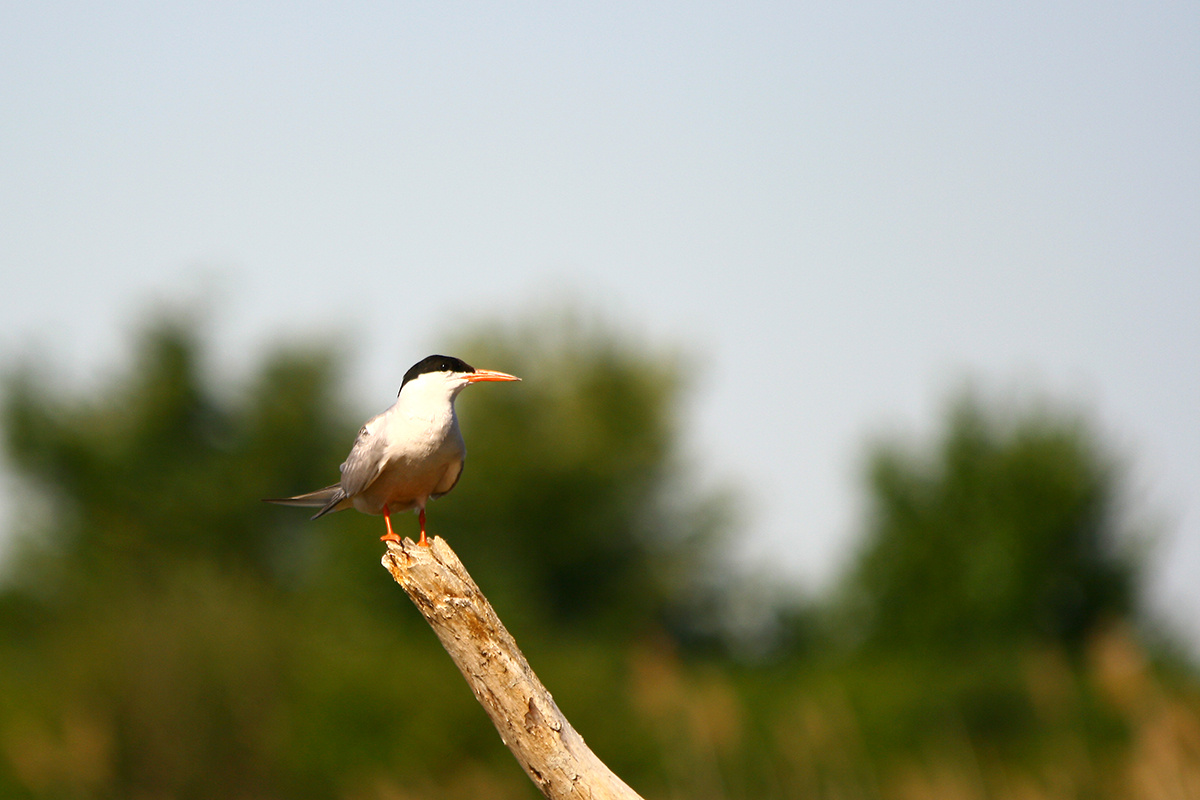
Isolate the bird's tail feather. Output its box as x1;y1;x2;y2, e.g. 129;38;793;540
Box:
263;485;346;520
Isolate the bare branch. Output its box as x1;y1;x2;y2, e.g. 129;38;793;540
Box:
382;537;646;800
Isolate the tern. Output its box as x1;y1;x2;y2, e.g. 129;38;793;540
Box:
265;354;519;546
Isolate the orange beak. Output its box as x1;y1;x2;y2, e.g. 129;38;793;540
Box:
464;369;521;383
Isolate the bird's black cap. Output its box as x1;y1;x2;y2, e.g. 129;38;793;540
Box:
401;354;475;389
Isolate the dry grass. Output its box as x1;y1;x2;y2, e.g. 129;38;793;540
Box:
620;625;1200;800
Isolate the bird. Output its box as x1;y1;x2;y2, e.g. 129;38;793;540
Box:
265;354;519;547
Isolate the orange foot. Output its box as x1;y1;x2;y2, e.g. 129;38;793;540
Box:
379;505;403;544
417;508;430;547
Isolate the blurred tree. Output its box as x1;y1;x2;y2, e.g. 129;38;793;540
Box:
5;305;1173;800
838;394;1143;654
2;314;350;591
0;306;733;798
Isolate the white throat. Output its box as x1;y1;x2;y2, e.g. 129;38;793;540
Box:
395;372;468;420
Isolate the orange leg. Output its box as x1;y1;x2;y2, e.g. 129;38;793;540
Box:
380;504;403;544
417;508;430;547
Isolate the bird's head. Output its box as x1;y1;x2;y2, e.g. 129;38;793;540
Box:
398;355;520;401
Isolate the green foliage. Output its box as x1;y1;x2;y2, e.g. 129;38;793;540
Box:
2;315;350;590
839;395;1142;654
0;308;731;798
0;308;1183;800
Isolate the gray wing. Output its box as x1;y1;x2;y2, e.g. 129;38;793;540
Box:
269;417;389;521
338;418;389;499
430;458;464;500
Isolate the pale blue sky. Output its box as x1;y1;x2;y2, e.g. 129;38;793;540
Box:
3;2;1198;646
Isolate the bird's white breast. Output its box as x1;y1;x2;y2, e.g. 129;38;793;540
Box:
349;385;466;515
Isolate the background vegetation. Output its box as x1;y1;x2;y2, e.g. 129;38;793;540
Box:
0;309;1195;799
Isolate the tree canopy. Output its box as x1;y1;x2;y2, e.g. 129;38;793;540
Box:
839;395;1142;653
0;310;733;797
0;309;1180;800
